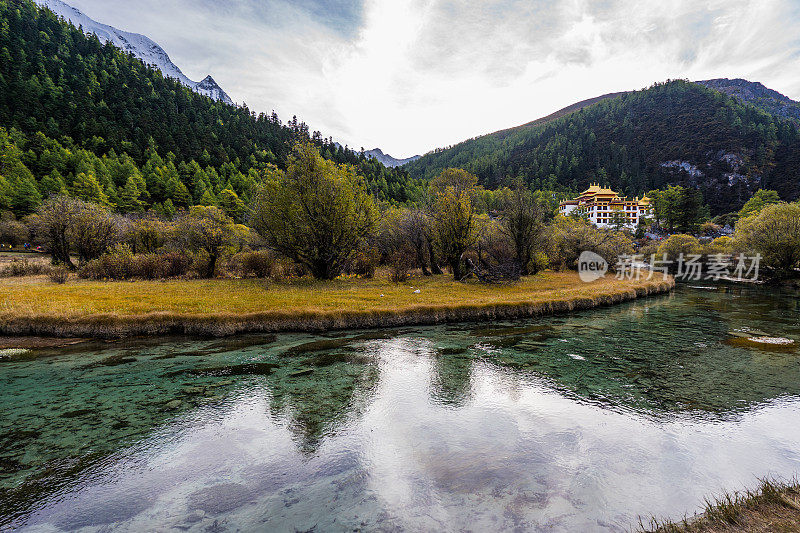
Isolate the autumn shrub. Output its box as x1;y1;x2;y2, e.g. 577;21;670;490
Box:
733;202;800;278
231;250;276;278
250;143;377;280
703;236;733;257
699;222;722;236
348;246;380;278
49;267;69;284
0;215;29;247
530;251;549;275
79;245;192;280
79;244;133;279
637;241;661;260
158;251;193;278
0;258;47;277
388;246;416;283
548;217;635;271
655;234;702;261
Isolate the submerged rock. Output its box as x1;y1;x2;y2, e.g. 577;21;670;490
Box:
82;354;138;369
471;324;553;337
285;337;355;355
164;399;183;410
310;352;350;367
438;347;469;356
60;408;95;418
167;361;279;378
484;336;523;349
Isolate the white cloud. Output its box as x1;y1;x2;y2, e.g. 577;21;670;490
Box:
67;0;800;158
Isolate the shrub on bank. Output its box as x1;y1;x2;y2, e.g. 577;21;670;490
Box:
79;246;192;280
547;218;635;271
388;246;415;283
49;267;69;284
0;258;49;277
347;246;380;278
733;202;800;279
703;236;733;257
229;250;276;279
656;234;702;263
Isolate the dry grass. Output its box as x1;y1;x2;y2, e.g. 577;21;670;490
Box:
643;478;800;533
0;252;50;265
0;271;673;337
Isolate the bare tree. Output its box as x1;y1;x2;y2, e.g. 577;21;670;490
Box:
34;196;82;268
34;196;119;267
499;185;548;275
71;203;119;263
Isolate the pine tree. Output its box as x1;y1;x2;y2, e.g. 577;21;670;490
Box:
10;175;42;214
117;176;143;212
72;171;108;205
0;174;12;210
199;189;217;206
217;188;245;222
39;169;67;196
165;175;191;208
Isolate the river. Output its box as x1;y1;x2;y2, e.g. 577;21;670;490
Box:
2;283;800;531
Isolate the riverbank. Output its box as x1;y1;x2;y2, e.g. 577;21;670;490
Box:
0;271;674;339
645;479;800;532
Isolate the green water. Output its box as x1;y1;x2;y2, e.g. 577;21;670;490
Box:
2;284;800;531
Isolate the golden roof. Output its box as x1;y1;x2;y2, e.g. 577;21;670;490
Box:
574;184;651;208
580;183;601;193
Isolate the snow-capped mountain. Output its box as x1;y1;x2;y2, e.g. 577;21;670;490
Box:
35;0;234;105
364;148;420;168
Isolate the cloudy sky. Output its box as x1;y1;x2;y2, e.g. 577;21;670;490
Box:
65;0;800;158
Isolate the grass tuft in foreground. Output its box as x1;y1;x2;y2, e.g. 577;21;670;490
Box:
642;478;800;532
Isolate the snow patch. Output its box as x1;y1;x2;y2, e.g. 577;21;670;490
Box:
364;148;421;168
35;0;233;104
660;160;704;178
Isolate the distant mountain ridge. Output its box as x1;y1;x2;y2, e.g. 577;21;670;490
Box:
34;0;233;104
364;148;420;168
696;78;800;122
489;91;629;140
404;80;800;214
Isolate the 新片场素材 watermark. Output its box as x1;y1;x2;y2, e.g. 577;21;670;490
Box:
614;253;761;282
578;251;761;282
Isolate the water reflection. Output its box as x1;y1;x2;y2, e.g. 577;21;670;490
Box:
2;284;800;530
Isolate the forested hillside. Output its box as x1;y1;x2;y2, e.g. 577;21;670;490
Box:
405;81;800;214
0;0;423;218
697;78;800;123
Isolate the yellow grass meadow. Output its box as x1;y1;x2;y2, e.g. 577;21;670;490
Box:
0;271;673;337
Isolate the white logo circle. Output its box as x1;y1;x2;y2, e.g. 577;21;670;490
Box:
578;251;608;282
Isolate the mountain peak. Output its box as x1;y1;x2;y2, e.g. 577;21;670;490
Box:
196;76;233;104
35;0;234;105
696;78;800;121
364;148;420;168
